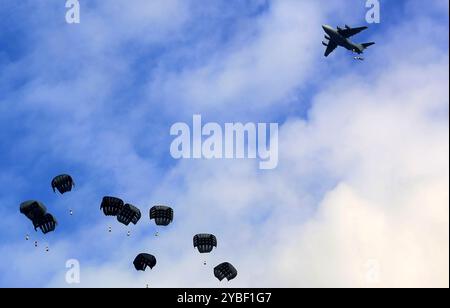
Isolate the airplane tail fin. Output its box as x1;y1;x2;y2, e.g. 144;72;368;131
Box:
361;42;375;49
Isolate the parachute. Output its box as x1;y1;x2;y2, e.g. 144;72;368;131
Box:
20;200;47;222
214;262;237;281
34;213;57;234
149;206;173;226
133;253;156;271
117;203;141;226
101;197;141;226
193;234;217;253
20;200;57;234
51;174;75;194
100;196;124;216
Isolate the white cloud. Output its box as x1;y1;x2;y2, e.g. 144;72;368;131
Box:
42;54;448;288
0;0;448;288
148;0;345;116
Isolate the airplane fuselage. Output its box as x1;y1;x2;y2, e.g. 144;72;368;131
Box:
322;25;363;54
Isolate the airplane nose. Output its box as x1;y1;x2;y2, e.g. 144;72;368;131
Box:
322;25;331;31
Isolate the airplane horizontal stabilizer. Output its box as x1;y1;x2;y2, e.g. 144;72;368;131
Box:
362;42;375;49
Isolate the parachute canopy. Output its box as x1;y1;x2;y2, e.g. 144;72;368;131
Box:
193;234;217;253
20;200;47;222
33;213;58;234
20;200;57;234
214;262;237;282
117;203;141;226
101;197;141;226
100;196;124;216
149;205;173;226
133;253;156;271
51;174;75;194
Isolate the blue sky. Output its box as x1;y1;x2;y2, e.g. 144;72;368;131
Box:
0;0;448;287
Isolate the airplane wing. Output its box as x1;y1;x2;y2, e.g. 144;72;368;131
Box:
324;41;338;57
338;26;368;38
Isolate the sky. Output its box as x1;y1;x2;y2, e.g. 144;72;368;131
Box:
0;0;448;288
